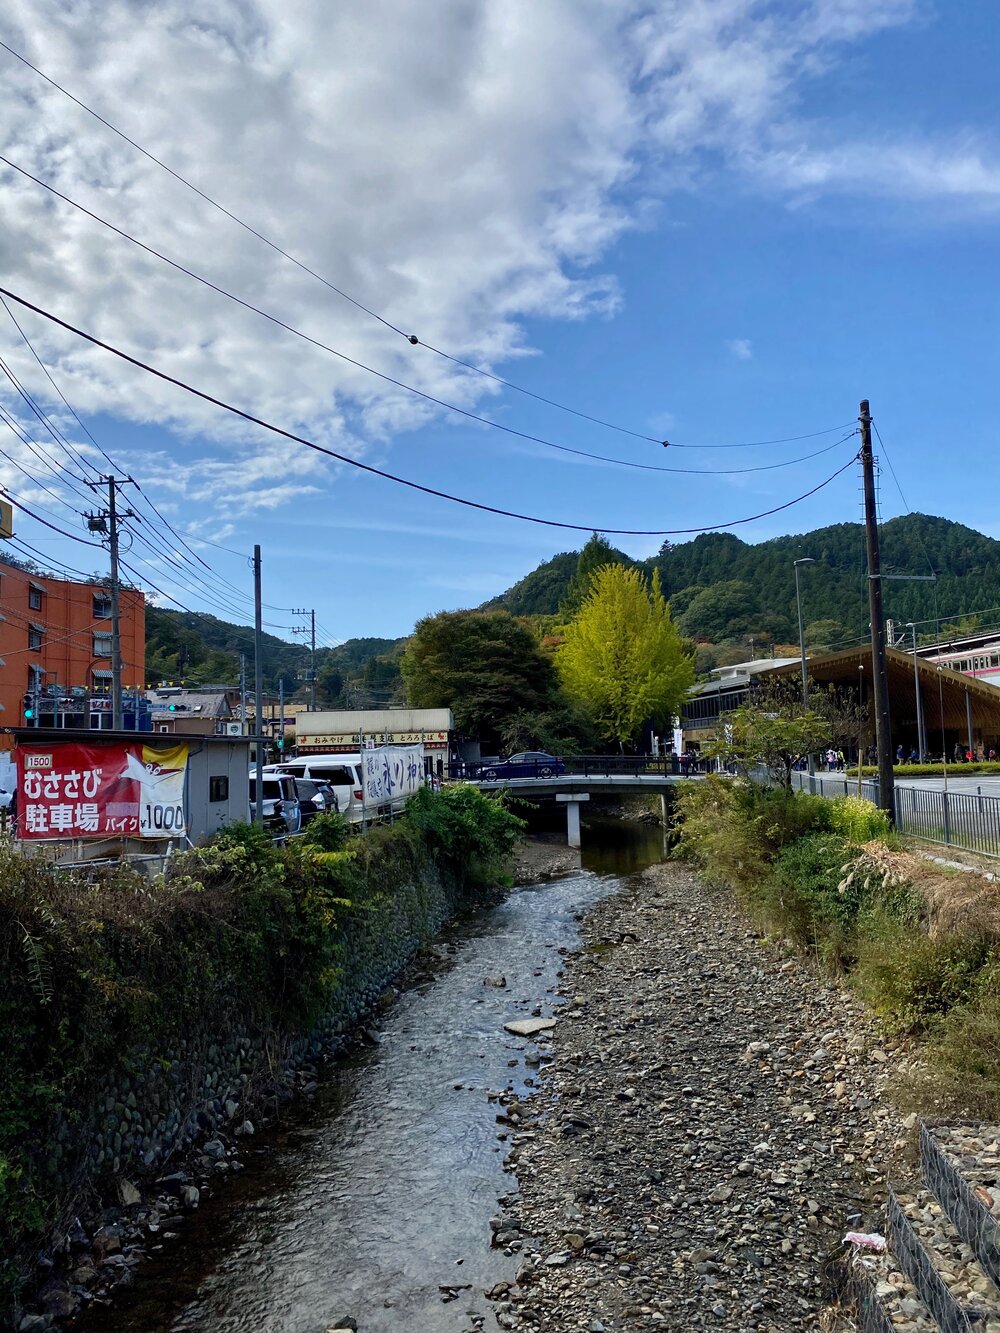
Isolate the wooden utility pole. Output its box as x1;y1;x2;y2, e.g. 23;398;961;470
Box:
86;475;135;730
253;545;264;826
859;400;895;821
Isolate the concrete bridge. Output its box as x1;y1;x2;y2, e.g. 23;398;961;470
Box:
467;767;702;847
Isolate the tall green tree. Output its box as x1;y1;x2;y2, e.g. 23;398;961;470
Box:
557;565;694;747
401;610;565;750
559;533;631;618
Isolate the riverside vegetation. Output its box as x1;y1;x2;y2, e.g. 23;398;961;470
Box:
0;785;523;1322
674;779;1000;1120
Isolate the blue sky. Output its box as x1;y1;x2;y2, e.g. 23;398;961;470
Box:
1;1;999;644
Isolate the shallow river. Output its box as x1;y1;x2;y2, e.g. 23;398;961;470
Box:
90;820;665;1333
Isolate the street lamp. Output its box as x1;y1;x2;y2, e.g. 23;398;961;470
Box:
937;665;948;793
794;558;815;776
905;622;926;761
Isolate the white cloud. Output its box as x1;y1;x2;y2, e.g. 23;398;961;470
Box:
727;338;754;361
0;0;988;527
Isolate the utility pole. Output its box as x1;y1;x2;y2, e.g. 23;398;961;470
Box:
279;677;285;755
86;475;135;731
859;400;895;821
253;545;264;826
239;653;247;733
291;608;317;710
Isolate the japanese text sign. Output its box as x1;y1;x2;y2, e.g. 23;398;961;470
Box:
17;742;189;840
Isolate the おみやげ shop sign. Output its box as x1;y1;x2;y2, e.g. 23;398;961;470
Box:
17;742;189;840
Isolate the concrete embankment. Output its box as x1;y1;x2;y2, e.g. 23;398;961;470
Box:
493;862;906;1331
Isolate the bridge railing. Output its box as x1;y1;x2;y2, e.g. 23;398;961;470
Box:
464;754;714;780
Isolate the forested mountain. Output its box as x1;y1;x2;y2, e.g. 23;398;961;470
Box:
485;515;1000;651
480;551;581;615
140;514;1000;699
145;606;405;706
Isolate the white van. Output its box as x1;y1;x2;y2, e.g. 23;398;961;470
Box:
270;754;365;824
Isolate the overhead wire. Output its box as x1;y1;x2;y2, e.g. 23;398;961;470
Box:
0;487;103;547
872;418;939;627
122;519;298;629
6;536;97;581
0;344;99;478
1;290;253;593
0;36;683;447
0;285;863;537
0;154;855;472
0;298;303;615
0;398;94;500
0;418;93;521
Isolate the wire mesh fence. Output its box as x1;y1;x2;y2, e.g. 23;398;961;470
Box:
921;1124;1000;1291
886;1186;972;1332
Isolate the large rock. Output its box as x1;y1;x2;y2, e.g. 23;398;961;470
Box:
503;1018;557;1038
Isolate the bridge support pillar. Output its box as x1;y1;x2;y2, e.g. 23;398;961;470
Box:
556;792;590;848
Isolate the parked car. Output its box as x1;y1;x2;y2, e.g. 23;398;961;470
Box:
249;773;301;838
479;751;566;779
272;755;365;824
293;777;338;825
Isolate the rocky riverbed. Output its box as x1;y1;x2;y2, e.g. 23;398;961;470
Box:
491;861;909;1331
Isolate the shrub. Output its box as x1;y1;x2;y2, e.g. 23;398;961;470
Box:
401;785;524;878
851;914;996;1034
914;963;1000;1116
827;795;891;845
301;810;350;852
673;777;831;889
758;832;854;957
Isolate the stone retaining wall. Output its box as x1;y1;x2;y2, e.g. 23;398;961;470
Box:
71;862;455;1192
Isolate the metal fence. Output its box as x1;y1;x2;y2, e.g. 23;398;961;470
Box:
466;754;715;780
791;770;1000;860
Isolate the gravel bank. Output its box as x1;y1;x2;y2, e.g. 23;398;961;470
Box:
493;861;907;1331
512;834;582;884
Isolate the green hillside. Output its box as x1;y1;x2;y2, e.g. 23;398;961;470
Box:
145;606;405;706
141;513;1000;701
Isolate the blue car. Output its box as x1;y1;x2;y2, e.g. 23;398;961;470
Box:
479;751;566;779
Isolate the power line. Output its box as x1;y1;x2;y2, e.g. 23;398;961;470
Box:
0;487;101;547
0;285;862;537
0;415;93;519
0;36;679;446
0;293;299;612
6;536;97;581
0;154;853;474
666;424;855;450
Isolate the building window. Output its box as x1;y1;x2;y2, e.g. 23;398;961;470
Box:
28;626;43;651
93;633;113;658
93;594;112;619
209;776;229;802
28;584;44;611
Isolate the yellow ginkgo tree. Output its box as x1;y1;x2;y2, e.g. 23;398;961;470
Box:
557;564;694;748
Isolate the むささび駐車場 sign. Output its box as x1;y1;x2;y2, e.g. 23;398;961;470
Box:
17;742;189;839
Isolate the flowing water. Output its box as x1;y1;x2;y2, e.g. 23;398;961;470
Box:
87;821;665;1333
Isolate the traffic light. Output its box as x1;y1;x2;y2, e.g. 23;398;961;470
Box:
276;737;284;750
23;693;35;720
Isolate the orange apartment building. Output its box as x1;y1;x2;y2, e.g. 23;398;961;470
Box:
0;557;145;745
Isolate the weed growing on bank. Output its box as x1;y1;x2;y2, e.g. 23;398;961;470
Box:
0;785;523;1315
673;778;1000;1119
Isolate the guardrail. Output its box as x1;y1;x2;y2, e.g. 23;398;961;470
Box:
791;770;1000;860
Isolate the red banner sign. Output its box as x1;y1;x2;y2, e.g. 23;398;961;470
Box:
17;742;189;840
